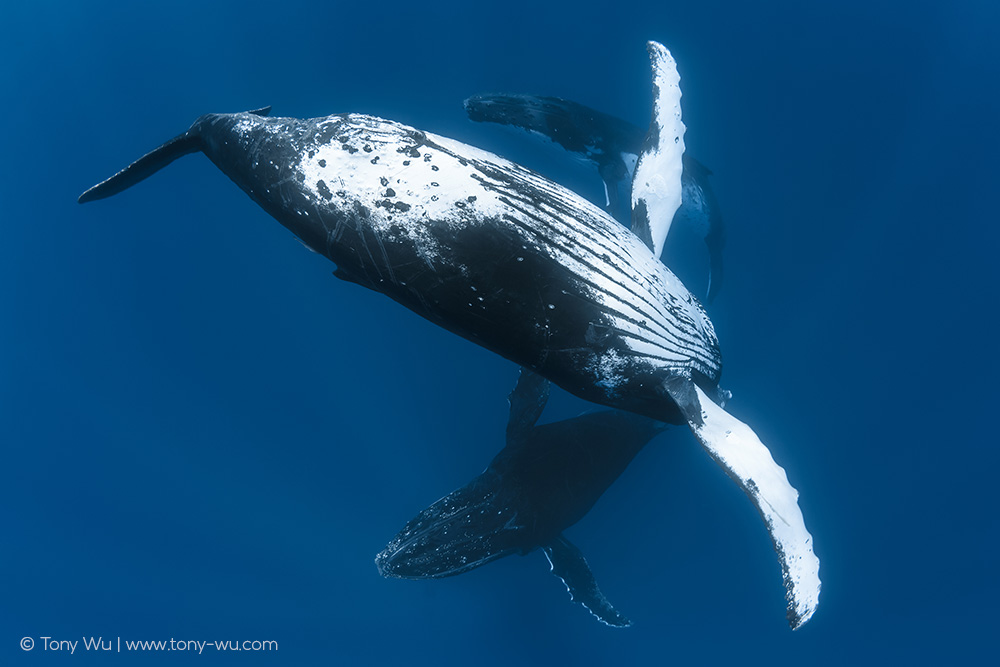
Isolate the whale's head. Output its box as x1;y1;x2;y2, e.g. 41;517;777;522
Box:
375;469;534;580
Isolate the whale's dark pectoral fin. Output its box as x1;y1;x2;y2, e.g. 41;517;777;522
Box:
333;266;379;292
661;375;821;629
78;130;203;204
542;534;631;628
506;367;550;444
248;106;272;117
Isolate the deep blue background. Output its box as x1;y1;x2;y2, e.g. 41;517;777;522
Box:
3;0;998;664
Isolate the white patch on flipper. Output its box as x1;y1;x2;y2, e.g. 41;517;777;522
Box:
687;384;821;629
632;41;686;258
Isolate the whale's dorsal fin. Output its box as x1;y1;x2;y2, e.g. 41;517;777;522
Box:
543;534;631;628
631;41;686;257
661;375;821;629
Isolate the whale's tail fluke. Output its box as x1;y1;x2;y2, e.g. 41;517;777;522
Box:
77;106;272;204
78;131;202;204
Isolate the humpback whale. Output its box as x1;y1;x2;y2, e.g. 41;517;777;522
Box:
465;94;726;302
377;369;666;627
79;41;819;628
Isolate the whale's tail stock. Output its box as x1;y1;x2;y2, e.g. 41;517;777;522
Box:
77;106;272;204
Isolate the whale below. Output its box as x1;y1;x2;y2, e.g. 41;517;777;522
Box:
377;369;667;627
79;41;820;628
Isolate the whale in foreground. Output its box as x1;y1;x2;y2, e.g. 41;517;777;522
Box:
79;41;819;628
79;109;721;424
377;370;666;627
464;93;726;302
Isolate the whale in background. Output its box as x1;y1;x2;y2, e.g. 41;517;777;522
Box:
465;93;726;303
377;370;667;627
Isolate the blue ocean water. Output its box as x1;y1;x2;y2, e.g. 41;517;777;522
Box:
3;0;998;664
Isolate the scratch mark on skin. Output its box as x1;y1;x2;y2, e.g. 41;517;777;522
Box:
372;227;398;286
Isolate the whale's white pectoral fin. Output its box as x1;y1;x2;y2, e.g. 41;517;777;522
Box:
631;41;686;258
663;377;821;629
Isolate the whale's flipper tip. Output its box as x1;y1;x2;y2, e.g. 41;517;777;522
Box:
249;106;272;117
